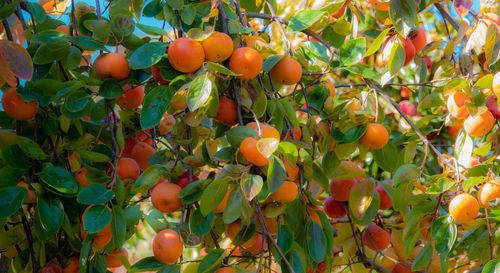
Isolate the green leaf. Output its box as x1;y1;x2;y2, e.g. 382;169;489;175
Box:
262;55;283;72
140;85;172;129
372;142;402;172
341;125;367;144
267;155;286;193
68;36;109;52
280;99;299;129
187;73;212;112
31;30;67;44
482;259;500;273
143;0;162;17
129;42;167;69
61;46;83;69
37;196;64;236
365;28;390;57
287;10;326;32
198;248;227;273
26;2;46;23
0;186;27;219
392;182;412;212
389;0;417;37
77;149;111;163
39;166;79;195
99;79;123;99
426;177;455;195
83;205;112;233
412;242;433;271
16;136;48;160
190;207;214;236
277;142;298;166
348;179;375;221
392;164;418;187
180;6;195;25
275;225;294;261
388;41;405;75
0;0;20;21
111;205;127;249
431;216;457;254
306;220;326;263
199;177;230;216
92;19;111;43
322;151;340;176
166;0;183;9
206;62;240;76
130;256;166;272
241;173;263;200
226;126;258;147
77;184;115;205
134;165;163;191
135;23;169;36
339;38;366;65
223;188;242;224
312;162;330;192
33;40;70;64
300;41;331;63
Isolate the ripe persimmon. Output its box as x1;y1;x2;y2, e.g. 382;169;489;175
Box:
447;91;471;119
242;36;270;59
1;88;39;120
81;207;112;247
94;53;130;80
257;216;278;235
153;229;183;264
269;181;298;203
226;220;258;248
360;123;389;150
75;167;91;187
477;181;500;208
202;32;234;63
215;97;238;126
362;223;390;251
151;182;182;213
330;179;356;202
324;196;346;218
492;72;500;97
400;87;411;98
409;27;427;53
449;193;479;222
270;57;302;85
283;127;302;141
246;122;280;141
104;248;128;268
392;263;415;273
447;121;463;137
151;65;169;85
229;47;263;80
245;233;264;254
464;110;495;137
240;137;268;166
63;257;79;273
403;38;416;66
175;170;199;189
122;137;139;158
116;84;144;110
116;158;140;182
283;158;299;181
168;37;205;73
376;184;392;210
131;142;156;171
214;189;230;213
215;267;234;273
17;181;37;204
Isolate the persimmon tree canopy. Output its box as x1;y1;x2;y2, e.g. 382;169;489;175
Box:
0;0;499;273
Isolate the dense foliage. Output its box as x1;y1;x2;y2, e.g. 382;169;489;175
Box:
0;0;499;273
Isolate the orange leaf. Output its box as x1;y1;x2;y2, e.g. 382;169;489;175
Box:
0;40;33;81
0;55;18;87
